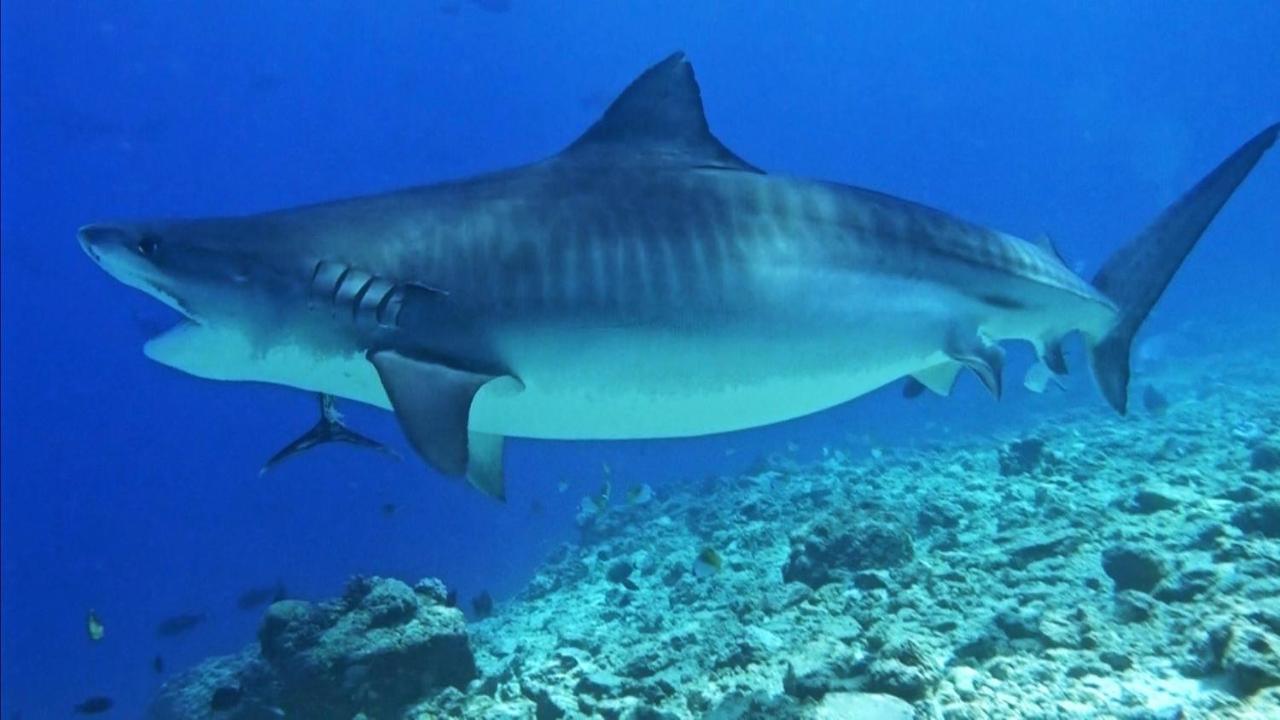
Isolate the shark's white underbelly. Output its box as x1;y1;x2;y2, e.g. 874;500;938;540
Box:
143;270;1056;440
469;323;943;439
145;316;941;440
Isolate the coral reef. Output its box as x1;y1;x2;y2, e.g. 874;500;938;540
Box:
149;576;473;720
157;346;1280;718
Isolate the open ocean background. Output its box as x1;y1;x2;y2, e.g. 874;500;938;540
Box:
2;2;1277;717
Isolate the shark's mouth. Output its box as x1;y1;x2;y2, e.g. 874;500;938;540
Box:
139;279;199;324
83;240;202;324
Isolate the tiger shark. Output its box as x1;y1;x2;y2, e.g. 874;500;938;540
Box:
80;52;1277;499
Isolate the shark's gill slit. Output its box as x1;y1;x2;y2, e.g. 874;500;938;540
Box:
357;278;395;327
309;261;346;309
348;277;377;320
328;267;354;305
376;288;405;328
335;269;373;315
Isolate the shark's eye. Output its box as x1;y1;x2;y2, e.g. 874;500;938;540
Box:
137;235;160;257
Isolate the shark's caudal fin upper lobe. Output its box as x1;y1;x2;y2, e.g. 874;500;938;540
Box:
1088;122;1278;414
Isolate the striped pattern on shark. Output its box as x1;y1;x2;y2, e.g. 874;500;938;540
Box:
79;52;1277;499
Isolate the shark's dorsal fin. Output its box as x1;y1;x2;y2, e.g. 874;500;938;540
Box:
1033;232;1068;266
563;51;761;173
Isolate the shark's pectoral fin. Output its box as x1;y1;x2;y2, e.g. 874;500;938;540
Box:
260;394;400;477
466;431;506;500
903;361;964;399
946;333;1006;399
902;378;927;399
368;350;511;501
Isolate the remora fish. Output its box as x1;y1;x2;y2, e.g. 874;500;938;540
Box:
79;52;1277;500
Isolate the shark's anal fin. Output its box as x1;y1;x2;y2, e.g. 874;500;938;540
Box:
903;362;964;399
259;394;400;477
1023;362;1066;394
368;350;509;501
1040;338;1068;376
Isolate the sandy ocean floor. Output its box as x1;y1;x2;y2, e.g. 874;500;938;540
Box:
154;336;1280;719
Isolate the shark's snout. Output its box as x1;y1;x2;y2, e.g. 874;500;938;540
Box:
77;222;191;317
78;223;152;263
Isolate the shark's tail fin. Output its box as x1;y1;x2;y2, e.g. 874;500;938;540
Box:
1088;122;1277;414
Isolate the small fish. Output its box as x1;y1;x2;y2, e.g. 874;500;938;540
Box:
626;484;653;505
445;589;458;608
602;461;612;477
152;654;165;674
557;477;569;493
86;609;104;642
73;696;113;715
471;591;493;619
209;685;243;711
237;582;287;611
693;547;723;578
528;498;545;516
156;612;206;637
785;441;800;454
381;502;398;517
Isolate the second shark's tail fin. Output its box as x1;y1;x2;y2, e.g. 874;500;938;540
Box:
1088;122;1277;414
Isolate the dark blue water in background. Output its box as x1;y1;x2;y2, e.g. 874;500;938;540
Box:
2;2;1277;716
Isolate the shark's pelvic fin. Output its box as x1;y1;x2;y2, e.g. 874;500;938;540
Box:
259;394;399;477
1089;122;1278;414
946;332;1006;399
368;350;509;501
562;51;761;173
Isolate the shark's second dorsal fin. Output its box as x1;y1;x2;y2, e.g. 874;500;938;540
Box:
562;51;761;173
1033;232;1068;266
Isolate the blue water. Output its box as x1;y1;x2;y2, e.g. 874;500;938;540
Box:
2;2;1277;717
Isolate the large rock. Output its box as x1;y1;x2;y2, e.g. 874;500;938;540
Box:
782;519;914;588
259;576;475;718
148;649;276;720
149;576;474;720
